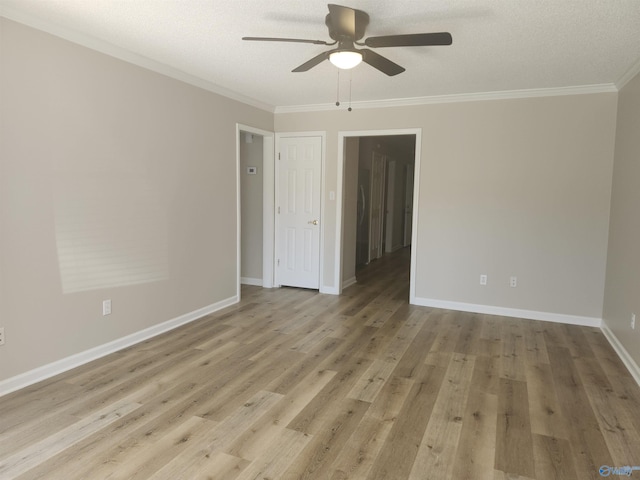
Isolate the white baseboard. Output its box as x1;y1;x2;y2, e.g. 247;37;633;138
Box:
240;277;263;287
320;285;340;295
0;295;239;398
601;321;640;386
342;276;357;289
411;297;602;328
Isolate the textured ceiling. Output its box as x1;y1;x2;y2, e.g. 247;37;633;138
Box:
2;1;640;110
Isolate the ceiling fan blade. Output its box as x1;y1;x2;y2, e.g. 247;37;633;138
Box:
243;36;333;45
364;32;453;48
361;49;405;76
292;51;331;72
327;4;357;38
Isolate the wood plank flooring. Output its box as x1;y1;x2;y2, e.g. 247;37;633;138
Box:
2;248;640;479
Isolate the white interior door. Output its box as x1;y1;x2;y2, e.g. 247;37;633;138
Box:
403;163;414;247
277;136;322;289
369;152;385;261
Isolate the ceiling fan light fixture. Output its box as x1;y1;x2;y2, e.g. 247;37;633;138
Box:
329;50;362;69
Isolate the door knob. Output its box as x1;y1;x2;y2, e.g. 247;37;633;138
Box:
308;219;319;225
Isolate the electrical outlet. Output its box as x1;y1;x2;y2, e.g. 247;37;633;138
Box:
632;313;636;330
102;299;112;316
510;276;517;288
480;274;487;286
0;327;5;346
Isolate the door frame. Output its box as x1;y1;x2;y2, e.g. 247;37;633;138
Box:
274;131;327;291
403;163;415;247
335;128;421;302
236;124;275;299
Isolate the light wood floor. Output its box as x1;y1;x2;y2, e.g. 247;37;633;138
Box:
2;248;640;480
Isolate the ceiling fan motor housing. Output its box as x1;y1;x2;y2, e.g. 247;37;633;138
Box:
325;9;369;41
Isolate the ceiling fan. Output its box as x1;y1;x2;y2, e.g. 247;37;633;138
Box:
243;4;452;76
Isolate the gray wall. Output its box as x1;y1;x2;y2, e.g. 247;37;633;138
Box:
240;134;264;283
0;18;273;382
275;93;618;322
603;70;640;368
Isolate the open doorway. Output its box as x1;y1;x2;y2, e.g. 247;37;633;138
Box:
236;124;275;299
338;131;419;296
239;131;264;286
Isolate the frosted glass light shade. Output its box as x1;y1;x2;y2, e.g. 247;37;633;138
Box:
329;50;363;69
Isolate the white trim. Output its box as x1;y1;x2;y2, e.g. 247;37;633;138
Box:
320;285;340;295
601;321;640;387
240;277;263;287
262;135;276;288
275;84;618;114
235;127;242;301
335;134;345;295
0;296;238;398
342;276;357;289
237;124;276;290
274;132;327;291
319;133;328;292
408;131;422;305
335;129;421;299
616;56;640;90
1;8;274;113
411;297;602;328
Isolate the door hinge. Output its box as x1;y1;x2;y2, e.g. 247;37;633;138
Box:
278;152;281;160
278;206;280;214
277;259;280;266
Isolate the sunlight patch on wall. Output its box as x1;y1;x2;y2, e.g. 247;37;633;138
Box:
54;173;169;294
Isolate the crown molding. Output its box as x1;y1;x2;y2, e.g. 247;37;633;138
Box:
2;8;622;116
274;83;618;114
616;55;640;90
0;9;276;113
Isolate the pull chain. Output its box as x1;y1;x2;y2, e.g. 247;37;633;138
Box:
348;70;353;112
335;69;354;111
